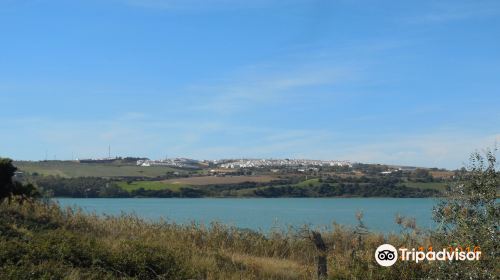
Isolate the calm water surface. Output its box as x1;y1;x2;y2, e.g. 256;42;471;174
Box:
56;198;439;233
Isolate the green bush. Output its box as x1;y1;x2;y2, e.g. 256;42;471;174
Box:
431;149;499;279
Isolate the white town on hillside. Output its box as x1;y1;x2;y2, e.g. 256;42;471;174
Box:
136;158;352;169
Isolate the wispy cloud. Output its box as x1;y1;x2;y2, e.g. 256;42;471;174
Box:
124;0;277;11
406;1;500;24
3;115;498;169
334;132;500;169
184;63;358;114
1;116;332;160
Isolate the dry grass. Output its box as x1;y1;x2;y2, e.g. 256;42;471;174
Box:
1;200;440;279
228;253;312;279
429;171;455;179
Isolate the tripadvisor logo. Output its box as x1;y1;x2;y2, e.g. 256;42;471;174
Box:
375;244;398;266
375;244;482;266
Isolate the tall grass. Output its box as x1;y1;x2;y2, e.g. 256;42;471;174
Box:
0;199;442;279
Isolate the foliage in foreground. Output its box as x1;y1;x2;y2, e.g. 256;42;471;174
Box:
431;149;499;279
2;197;495;279
0;199;434;279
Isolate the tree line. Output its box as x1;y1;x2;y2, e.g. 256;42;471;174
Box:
26;175;440;198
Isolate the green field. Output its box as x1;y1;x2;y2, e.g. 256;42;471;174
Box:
294;178;321;187
117;181;188;192
15;161;181;178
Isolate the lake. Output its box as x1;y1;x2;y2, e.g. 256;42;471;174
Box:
56;198;439;233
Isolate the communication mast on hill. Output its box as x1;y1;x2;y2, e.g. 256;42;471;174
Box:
108;145;111;159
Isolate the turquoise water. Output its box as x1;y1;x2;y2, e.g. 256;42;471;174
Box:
56;198;439;233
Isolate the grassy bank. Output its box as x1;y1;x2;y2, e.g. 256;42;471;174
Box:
1;199;440;279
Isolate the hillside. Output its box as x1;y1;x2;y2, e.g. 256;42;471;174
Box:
14;161;182;178
15;160;449;198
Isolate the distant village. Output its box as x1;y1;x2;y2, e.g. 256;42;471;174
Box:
136;158;200;169
135;158;352;169
217;159;351;169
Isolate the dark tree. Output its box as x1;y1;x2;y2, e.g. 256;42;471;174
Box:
0;158;39;202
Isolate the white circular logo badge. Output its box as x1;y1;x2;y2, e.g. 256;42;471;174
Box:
375;244;398;266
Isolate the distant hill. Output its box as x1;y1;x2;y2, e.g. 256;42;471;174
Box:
14;160;181;178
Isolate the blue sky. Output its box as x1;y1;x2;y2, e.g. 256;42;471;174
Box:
1;0;499;168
